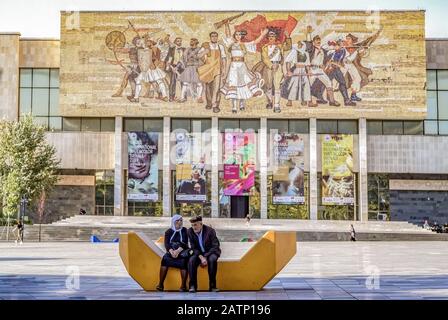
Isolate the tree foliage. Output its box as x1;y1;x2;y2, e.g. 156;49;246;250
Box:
0;115;60;217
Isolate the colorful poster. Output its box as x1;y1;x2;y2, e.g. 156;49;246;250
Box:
223;132;256;196
272;133;305;204
322;135;354;205
127;132;159;201
175;132;207;201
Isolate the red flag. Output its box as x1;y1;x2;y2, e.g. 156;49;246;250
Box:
235;15;298;51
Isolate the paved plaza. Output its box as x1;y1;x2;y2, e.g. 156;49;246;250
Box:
1;241;448;300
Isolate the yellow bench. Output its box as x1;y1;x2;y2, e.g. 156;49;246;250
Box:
119;230;296;291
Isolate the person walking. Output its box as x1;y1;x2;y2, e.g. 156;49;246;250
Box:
350;224;356;242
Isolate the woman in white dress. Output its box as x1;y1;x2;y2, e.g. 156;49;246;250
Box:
220;23;268;113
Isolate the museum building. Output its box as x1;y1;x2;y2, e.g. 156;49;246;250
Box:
1;10;448;224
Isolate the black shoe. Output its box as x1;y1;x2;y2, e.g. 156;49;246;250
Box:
329;101;340;107
156;285;164;292
344;100;356;106
205;104;212;109
212;106;221;113
266;103;273;109
179;287;188;292
189;286;196;293
316;99;327;104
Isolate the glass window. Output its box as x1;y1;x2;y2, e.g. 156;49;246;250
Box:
49;88;59;116
403;121;424;135
219;119;239;132
32;117;48;129
19;88;32;115
101;118;115;132
383;121;403;135
438;121;448;135
124;118;143;132
317;120;337;134
171;119;191;132
81;118;101;132
20;69;32;87
367;121;382;134
50;69;59;88
427;70;437;90
63;118;81;131
438;91;448;120
424;120;438;135
191;119;211;132
143;119;163;132
32;69;50;87
267;120;288;133
426;91;438;120
32;88;49;116
289;120;309;133
437;70;448;90
49;117;62;131
240;119;260;132
338;120;358;134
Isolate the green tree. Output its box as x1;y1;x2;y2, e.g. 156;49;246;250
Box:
0;115;60;224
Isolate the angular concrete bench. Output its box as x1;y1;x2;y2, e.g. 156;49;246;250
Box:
119;230;296;291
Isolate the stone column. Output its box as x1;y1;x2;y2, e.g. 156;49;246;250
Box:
259;118;268;219
309;118;318;220
0;33;20;121
358;118;368;221
211;117;219;218
162;117;171;217
114;116;125;216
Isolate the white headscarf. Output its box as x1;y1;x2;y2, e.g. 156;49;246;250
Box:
170;214;183;243
285;41;307;64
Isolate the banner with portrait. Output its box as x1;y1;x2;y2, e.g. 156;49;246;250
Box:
321;135;354;205
127;132;159;201
174;132;207;201
272;133;305;204
223;132;256;196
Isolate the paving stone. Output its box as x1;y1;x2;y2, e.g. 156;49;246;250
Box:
2;241;448;300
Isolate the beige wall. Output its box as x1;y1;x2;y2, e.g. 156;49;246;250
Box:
46;132;115;169
19;39;60;68
367;135;448;174
0;33;20;121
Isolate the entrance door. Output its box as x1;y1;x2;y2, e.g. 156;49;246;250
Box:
230;196;249;218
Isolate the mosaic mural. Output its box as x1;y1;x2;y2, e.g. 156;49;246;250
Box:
60;11;426;119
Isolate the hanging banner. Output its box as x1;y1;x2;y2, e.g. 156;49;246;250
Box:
174;132;207;201
322;134;354;205
127;132;159;201
223;132;256;196
272;133;305;204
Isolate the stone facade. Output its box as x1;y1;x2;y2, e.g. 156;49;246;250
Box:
426;39;448;69
390;190;448;224
367;135;448;174
29;185;95;224
19;39;60;68
0;33;20;121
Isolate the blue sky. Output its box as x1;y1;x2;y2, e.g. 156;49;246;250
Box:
0;0;446;38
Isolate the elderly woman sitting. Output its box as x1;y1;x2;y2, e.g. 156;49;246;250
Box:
156;214;190;292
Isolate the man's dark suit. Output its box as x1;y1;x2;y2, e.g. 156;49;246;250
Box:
165;45;185;100
187;224;221;289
